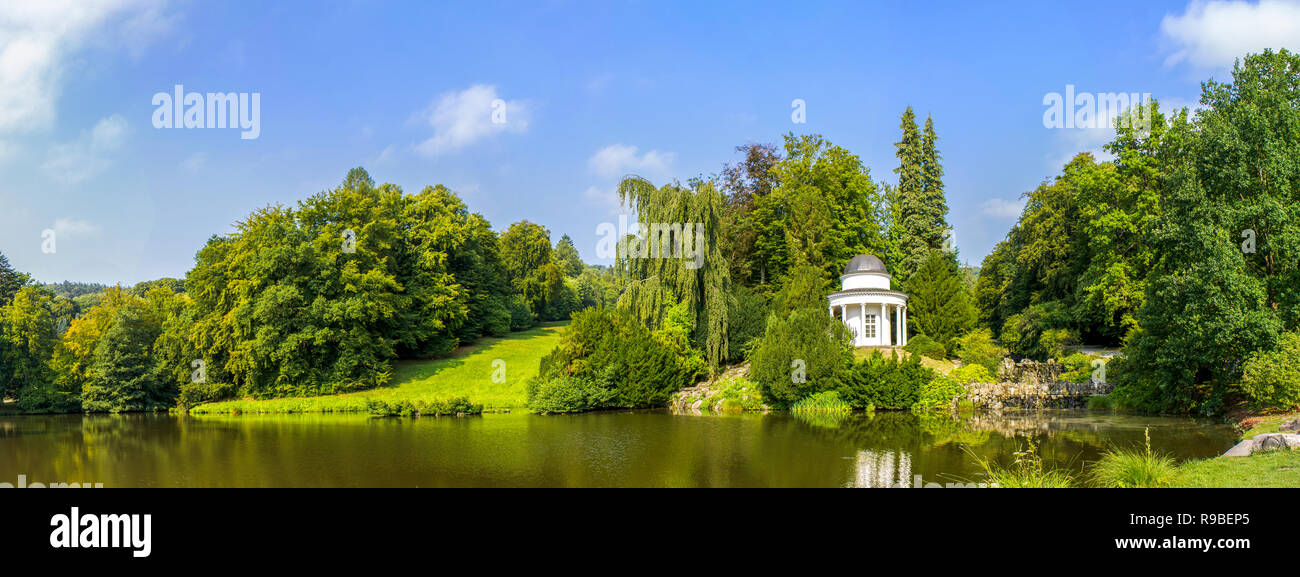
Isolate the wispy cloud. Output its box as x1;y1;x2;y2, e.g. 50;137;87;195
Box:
1162;0;1300;69
52;217;102;238
414;84;531;156
587;144;675;179
43;114;130;184
981;198;1025;219
0;1;173;135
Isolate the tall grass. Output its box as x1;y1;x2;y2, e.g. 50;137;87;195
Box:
790;390;853;414
1087;428;1178;488
970;439;1075;488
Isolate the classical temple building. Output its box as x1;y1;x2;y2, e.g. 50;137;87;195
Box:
828;254;908;348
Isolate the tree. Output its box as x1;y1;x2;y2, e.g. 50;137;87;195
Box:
0;286;62;409
553;234;585;278
718;143;782;286
1119;50;1300;414
615;176;733;370
0;251;29;306
907;251;976;352
500;220;561;320
81;301;171;413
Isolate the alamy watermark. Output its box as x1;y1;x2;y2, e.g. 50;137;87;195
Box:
152;84;261;139
1043;85;1151;133
595;215;707;270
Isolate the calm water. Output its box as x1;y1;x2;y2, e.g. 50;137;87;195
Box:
0;410;1237;488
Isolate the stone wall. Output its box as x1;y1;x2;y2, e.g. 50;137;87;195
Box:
968;359;1112;410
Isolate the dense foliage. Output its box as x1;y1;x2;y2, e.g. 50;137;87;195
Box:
834;352;934;410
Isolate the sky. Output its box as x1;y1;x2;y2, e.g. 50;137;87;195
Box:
2;0;1299;285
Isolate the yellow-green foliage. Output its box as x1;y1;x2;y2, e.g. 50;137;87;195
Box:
913;376;967;410
949;363;996;384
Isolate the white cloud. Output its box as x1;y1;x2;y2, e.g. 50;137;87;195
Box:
43;114;130;184
587;144;676;179
415;84;531;156
1162;0;1300;69
981;198;1025;219
0;1;173;135
53;217;102;238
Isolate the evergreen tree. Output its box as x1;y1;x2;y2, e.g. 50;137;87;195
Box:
553;234;585;278
907;251;976;352
920;114;951;250
0;251;29;306
892;107;926;279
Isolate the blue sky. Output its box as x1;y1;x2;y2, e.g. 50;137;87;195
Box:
2;0;1297;284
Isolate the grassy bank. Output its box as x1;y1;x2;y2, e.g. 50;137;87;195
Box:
1173;450;1300;488
190;322;565;414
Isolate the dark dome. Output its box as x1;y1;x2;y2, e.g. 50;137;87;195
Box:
844;254;888;275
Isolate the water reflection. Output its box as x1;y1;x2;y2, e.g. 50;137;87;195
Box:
0;410;1237;488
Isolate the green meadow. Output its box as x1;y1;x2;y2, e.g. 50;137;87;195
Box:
190;322;565;414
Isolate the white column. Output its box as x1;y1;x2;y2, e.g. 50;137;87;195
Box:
859;303;866;347
879;302;888;347
901;306;907;346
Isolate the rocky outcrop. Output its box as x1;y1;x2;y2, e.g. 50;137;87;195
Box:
998;358;1067;385
1281;418;1300;433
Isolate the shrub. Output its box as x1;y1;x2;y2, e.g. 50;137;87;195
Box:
949;363;995;384
1087;429;1178;488
1238;330;1300;412
913;376;967;410
705;376;765;413
365;397;483;416
954;328;1004;373
508;295;534;331
534;307;697;412
790;390;852;414
749;308;852;407
903;334;947;360
1060;353;1098;383
526;375;615;414
835;351;934;410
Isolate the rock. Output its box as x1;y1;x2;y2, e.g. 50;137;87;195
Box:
1252;433;1300;451
1280;418;1300;433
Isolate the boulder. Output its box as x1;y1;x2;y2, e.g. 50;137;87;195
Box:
1280;418;1300;433
1252;433;1300;452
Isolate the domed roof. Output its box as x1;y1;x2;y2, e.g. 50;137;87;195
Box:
844;254;888;275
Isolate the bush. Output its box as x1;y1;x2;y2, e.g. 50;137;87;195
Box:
1060;353;1098;383
949;363;995;384
913;376;967;410
726;285;769;360
835;351;934;410
1038;328;1077;361
1087;429;1178;488
749;308;852;407
365;397;483;416
526;375;615;414
1238;330;1300;412
534;307;697;412
954;328;1004;373
903;334;947;360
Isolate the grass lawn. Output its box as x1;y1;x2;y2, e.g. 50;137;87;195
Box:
854;347;957;374
190;322;565;414
1173;450;1300;488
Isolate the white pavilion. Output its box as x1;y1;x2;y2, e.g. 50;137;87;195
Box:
828;254;909;348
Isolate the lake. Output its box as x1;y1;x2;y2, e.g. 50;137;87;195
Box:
0;410;1238;488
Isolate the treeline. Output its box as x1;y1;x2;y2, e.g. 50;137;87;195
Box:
976;50;1300;415
0;168;617;413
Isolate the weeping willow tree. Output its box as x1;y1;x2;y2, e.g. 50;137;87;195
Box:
615;176;732;371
